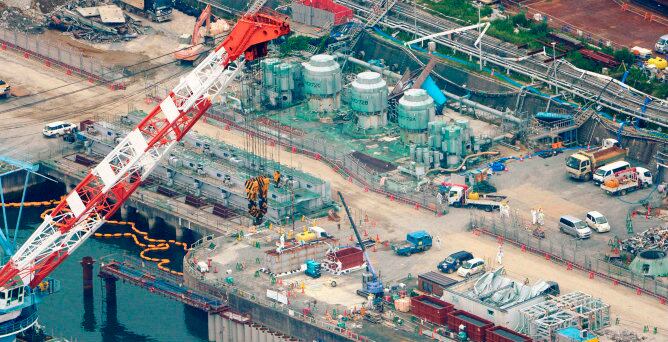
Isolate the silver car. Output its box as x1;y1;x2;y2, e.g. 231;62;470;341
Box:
559;215;592;239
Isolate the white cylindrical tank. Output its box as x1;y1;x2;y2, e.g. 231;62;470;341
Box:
350;71;388;129
302;54;342;112
398;88;435;145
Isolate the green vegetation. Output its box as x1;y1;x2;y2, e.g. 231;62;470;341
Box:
418;0;668;98
279;35;312;56
418;0;492;24
488;13;549;49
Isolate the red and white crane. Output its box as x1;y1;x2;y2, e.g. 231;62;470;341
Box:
0;11;289;289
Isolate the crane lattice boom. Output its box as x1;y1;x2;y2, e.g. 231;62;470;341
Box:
0;13;289;289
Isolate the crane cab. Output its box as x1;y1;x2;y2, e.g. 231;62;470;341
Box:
0;284;25;311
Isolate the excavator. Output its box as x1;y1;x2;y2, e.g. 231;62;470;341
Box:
0;3;288;330
174;5;230;65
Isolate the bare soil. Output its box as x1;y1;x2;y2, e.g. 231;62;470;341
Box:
190;121;668;339
524;0;668;49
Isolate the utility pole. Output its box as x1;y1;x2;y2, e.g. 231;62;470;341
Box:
551;41;558;95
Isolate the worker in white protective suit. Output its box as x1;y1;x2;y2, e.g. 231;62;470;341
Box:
537;208;545;226
497;245;504;265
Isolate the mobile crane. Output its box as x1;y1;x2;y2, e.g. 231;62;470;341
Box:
337;191;384;303
0;9;289;305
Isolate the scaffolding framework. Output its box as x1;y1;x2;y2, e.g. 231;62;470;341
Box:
519;292;611;342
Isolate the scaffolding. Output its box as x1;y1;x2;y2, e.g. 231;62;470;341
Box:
532;311;576;342
519;292;611;342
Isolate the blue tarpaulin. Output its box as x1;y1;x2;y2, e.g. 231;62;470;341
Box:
421;76;447;106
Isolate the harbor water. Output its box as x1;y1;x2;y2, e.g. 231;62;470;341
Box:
6;182;207;341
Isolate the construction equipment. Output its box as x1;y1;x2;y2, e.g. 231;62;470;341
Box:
0;10;289;293
0;80;10;99
117;0;173;22
600;167;653;196
442;183;507;212
304;260;321;278
566;138;627;181
337;192;384;301
174;5;230;65
392;230;432;256
246;175;271;224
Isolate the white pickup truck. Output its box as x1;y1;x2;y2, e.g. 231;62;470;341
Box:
600;167;652;196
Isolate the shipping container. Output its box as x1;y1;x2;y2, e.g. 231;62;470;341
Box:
447;310;494;342
486;326;532;342
410;295;454;325
418;271;457;296
334;247;364;270
291;0;353;27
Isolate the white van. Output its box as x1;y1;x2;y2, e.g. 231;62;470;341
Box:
43;121;77;137
593;161;630;185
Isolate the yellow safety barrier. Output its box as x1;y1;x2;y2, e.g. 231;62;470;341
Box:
18;200;188;276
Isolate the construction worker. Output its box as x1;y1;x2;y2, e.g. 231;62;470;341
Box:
273;170;282;187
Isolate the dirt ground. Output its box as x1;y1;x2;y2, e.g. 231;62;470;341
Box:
1;16;666;338
0;42;185;159
188;121;668;340
523;0;668;49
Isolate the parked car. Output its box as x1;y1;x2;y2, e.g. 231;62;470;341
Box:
585;211;610;233
457;258;485;278
438;250;474;273
559;215;592;239
43;121;77;137
655;34;668;54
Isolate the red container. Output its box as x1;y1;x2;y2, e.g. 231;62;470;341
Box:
485;326;532;342
410;295;454;325
447;310;494;342
298;0;353;24
334;247;364;270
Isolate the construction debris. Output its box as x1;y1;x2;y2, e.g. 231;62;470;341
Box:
0;7;45;34
601;327;645;342
47;1;144;42
621;226;668;255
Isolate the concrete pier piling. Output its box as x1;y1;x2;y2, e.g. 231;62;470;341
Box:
208;313;216;342
222;315;230;342
80;256;95;292
236;321;244;342
244;324;252;341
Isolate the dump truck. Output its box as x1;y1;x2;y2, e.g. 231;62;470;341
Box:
117;0;172;22
392;230;432;256
0;80;10;99
600;167;653;196
444;183;507;211
565;139;627;181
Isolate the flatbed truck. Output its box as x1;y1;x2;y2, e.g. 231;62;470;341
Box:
600;167;653;196
117;0;173;22
444;183;507;212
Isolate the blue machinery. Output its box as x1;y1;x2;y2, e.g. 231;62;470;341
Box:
0;157;60;341
337;191;384;300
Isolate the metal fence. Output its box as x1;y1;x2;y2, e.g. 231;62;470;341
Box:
184;236;372;342
469;211;668;301
0;28;125;86
197;106;440;213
